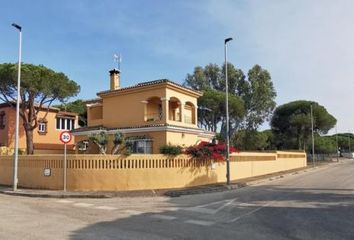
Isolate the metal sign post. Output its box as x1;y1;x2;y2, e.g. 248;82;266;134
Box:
64;143;67;192
60;131;72;192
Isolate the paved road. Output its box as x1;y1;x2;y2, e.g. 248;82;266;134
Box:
1;159;354;240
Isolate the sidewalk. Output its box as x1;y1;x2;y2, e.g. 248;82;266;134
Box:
0;186;162;198
0;160;337;199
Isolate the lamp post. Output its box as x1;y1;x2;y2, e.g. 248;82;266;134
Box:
336;124;339;162
348;131;351;154
310;104;315;167
224;37;233;185
12;23;22;191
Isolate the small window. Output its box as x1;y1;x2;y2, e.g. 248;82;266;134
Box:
78;140;89;151
0;111;5;129
38;122;47;134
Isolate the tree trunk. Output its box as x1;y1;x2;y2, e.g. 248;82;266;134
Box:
298;134;301;150
111;144;120;155
25;128;34;155
97;142;107;155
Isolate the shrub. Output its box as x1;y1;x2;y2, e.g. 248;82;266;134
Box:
121;141;133;156
18;148;25;155
160;144;182;156
184;141;239;162
113;132;124;145
88;131;108;154
112;132;124;154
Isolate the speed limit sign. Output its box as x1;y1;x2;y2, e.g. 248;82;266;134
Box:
60;130;72;192
60;131;72;144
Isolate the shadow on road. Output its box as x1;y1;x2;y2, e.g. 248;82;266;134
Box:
69;185;354;240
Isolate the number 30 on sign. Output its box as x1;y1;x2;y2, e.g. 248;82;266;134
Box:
60;131;72;144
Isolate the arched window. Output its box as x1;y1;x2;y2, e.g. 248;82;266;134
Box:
145;97;162;122
184;102;196;124
169;97;182;122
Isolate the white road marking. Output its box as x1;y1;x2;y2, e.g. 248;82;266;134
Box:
185;220;215;226
236;202;259;207
151;214;177;220
73;203;94;208
185;207;216;214
229;202;272;222
196;199;231;208
56;200;74;204
185;198;238;215
95;206;118;211
215;199;237;212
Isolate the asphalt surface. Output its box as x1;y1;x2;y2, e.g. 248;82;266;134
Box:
0;159;353;240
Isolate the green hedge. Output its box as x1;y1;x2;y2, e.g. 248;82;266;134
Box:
160;144;182;156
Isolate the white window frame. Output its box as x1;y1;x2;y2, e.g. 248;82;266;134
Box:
78;140;89;151
38;122;47;133
56;117;76;130
126;139;153;154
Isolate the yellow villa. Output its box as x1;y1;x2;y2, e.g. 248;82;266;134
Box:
72;69;215;154
0;103;78;154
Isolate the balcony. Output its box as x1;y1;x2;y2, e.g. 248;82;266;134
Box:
168;97;182;122
184;115;192;124
184;102;196;125
144;97;163;123
145;113;162;122
143;96;196;126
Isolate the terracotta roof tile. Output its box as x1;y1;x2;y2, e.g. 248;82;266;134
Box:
71;123;214;134
97;79;201;96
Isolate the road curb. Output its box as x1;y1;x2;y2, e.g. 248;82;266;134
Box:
0;190;112;198
164;183;247;197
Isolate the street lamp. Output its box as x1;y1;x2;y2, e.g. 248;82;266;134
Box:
310;104;315;167
335;124;339;162
12;23;22;191
224;37;233;185
348;131;351;154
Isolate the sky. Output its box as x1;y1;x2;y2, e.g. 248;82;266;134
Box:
0;0;353;133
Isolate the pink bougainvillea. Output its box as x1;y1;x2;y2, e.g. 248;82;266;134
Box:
184;141;239;162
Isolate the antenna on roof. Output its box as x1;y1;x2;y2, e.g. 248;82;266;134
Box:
113;53;122;71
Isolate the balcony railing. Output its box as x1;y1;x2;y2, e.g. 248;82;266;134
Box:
169;114;181;122
145;113;162;122
184;115;193;124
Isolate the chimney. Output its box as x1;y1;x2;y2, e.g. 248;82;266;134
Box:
109;69;120;90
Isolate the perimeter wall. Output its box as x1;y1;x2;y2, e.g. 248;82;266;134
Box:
0;151;306;191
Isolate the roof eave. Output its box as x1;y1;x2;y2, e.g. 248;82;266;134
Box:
97;79;202;98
